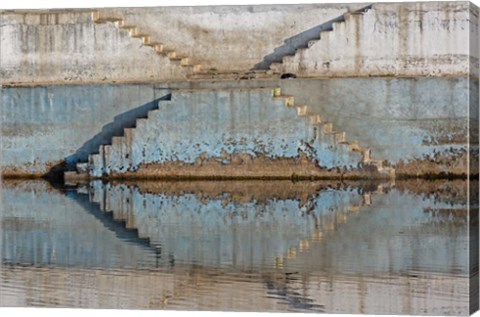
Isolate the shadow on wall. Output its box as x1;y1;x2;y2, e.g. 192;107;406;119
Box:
45;94;171;180
252;14;345;70
66;94;172;168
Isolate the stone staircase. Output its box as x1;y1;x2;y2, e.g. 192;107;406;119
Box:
268;5;373;75
65;87;394;180
91;11;203;75
272;88;394;177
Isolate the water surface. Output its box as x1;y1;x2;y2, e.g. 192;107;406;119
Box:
0;179;473;314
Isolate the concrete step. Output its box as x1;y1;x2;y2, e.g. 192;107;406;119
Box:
135;118;148;131
123;27;139;36
332;21;344;30
269;62;283;73
147;109;159;118
166;51;177;59
361;148;371;163
309;114;322;124
369;159;384;169
348;142;361;152
144;42;164;53
329;131;346;143
124;128;135;139
283;55;295;64
183;64;203;74
114;20;125;28
118;24;137;30
76;162;89;174
272;87;282;97
94;17;123;24
323;122;333;133
295;48;308;55
296;105;308;116
112;136;124;147
170;56;190;66
131;34;150;44
307;39;319;48
274;95;294;107
319;28;334;39
91;11;100;21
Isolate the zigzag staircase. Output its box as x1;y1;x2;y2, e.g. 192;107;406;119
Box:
272;88;395;177
91;11;203;75
66;98;168;179
268;5;373;75
66;87;394;180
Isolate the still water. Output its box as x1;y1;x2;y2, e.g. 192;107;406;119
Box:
0;179;474;314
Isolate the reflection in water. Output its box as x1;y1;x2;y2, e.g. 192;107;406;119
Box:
0;179;473;314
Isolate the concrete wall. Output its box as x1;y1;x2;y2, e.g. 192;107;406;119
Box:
0;10;190;85
87;88;364;178
1;77;476;177
0;83;169;176
281;77;478;176
96;4;360;72
274;2;479;78
1;2;477;84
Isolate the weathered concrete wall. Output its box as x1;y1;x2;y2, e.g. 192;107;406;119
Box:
281;77;478;176
95;4;360;72
86;88;369;179
1;77;476;177
0;10;190;85
273;2;479;78
1;2;477;84
0;83;169;176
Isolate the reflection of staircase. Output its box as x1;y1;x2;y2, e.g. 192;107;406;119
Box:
91;11;203;75
274;183;388;269
268;5;373;75
67;87;388;180
78;181;389;269
272;88;394;177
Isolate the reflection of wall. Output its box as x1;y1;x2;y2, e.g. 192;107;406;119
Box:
1;180;469;274
1;181;155;268
0;180;471;314
88;181;364;268
280;189;469;275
